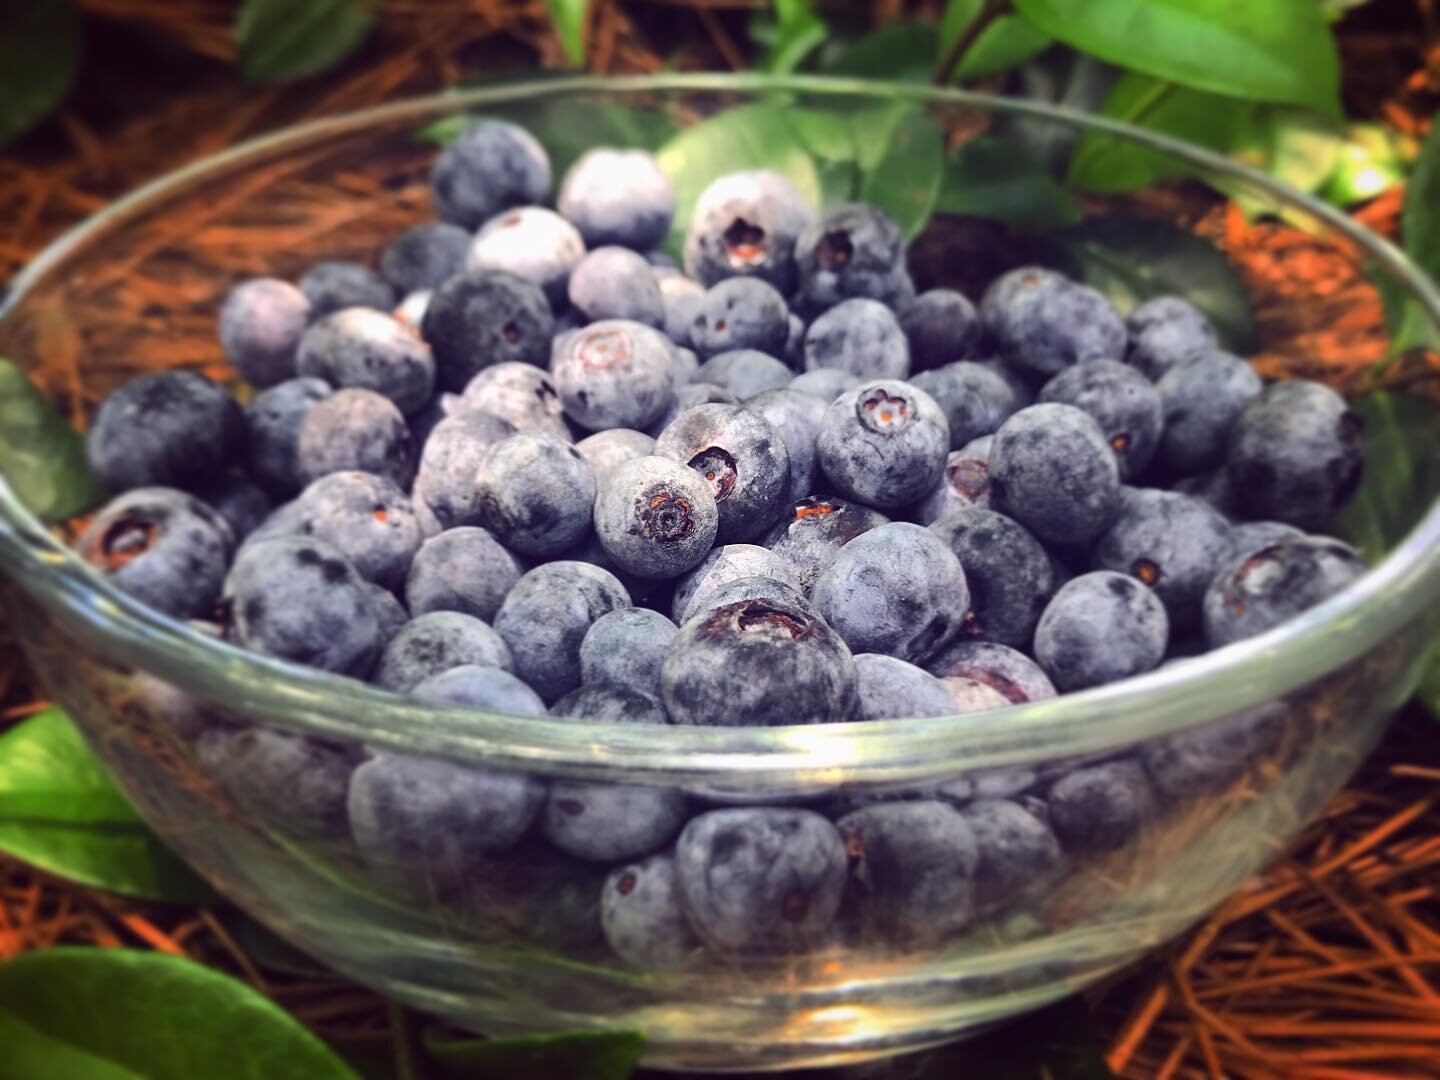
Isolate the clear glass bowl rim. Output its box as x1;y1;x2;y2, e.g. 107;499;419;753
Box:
2;72;1438;787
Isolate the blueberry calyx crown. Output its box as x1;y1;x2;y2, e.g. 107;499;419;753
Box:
856;387;911;434
688;446;738;502
722;218;767;267
816;230;852;270
639;487;697;544
95;516;157;570
577;327;631;370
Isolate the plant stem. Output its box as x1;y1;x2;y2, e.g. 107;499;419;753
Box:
933;0;1013;86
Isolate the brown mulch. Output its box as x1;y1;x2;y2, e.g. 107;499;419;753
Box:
3;3;1440;1078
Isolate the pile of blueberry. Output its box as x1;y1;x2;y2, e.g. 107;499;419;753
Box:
74;117;1370;965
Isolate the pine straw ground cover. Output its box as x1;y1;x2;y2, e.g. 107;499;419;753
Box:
3;3;1440;1077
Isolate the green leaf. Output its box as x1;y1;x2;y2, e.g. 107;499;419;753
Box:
0;708;215;902
1332;392;1440;566
544;0;590;67
1220;106;1346;222
1042;216;1254;351
1402;109;1440;286
820;21;940;82
857;109;945;241
423;1026;644;1080
939;0;1052;81
654;103;821;257
1066;72;1257;194
0;949;357;1080
758;0;828;74
236;0;377;82
817;159;860;206
937;136;1081;226
1010;0;1341;115
0;359;104;523
0;0;79;147
1376;272;1440;358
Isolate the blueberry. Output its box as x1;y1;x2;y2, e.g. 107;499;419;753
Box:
298;261;395;318
662;593;856;726
457;361;571;442
1034;571;1169;691
374;611;513;692
657;273;705;348
760;495;890;597
654;403;791;543
296;387;415;488
254;471;421;589
1047;759;1158;853
552;320;677;432
429;119;551;229
1230;520;1304;551
1202;535;1366;648
87;371;245;494
939;677;1011;714
558;148;676;251
413;410;518;528
494;561;631;702
296;308;435;416
913;449;992;524
1226;380;1366;529
223;535;381;675
744;388;828;499
471;433;595;558
1156;350;1262;475
1172;468;1243;518
1039;359;1162;480
466;206;585;307
421;270;554;391
568;246;665;327
979;267;1125;378
543;685;688;861
1125;295;1216;381
405;526;523;622
244;377;332;497
911;361;1020;450
793;203;908;316
789;368;860;402
929;508;1055;650
366;583;409;647
695;350;793;399
78;487;234;619
812;523;967;665
815;380;949;509
682;171;816;293
579;607;679;696
644;382;737;439
219;278;311;387
198;725;359;845
784;312;805;368
852;653;956;720
675;807;846;953
593;455;719;579
690;277;790;359
410;662;549;716
960;798;1062;917
378;222;471;295
683;574;809;624
899;288;981;371
802;297;910;380
925;640;1057;704
961;434;994;459
1092;488;1234;632
670;543;800;623
670;345;700;386
602;853;703;970
1141;703;1285;801
836;801;978;945
988;403;1120;545
564;530;675;614
199;474;271;542
574;427;657;484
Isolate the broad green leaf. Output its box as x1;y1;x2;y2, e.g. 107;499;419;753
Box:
423;1026;645;1080
1010;0;1341;115
0;0;79;147
1067;72;1257;193
937;136;1081;226
0;1010;143;1080
0;359;103;523
0;949;357;1080
820;21;939;82
544;0;590;66
1042;216;1255;351
0;708;215;902
939;0;1052;81
1376;273;1440;358
817;159;860;206
237;0;377;82
1332;392;1440;566
858;109;945;240
654;103;821;257
1378;110;1440;356
758;0;828;74
785;108;856;163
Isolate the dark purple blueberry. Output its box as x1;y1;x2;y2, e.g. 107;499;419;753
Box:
244;377;332;497
899;288;981;371
1202;535;1366;648
219;278;311;387
379;222;472;295
593;455;719;579
559;148;675;251
295;388;415;489
1034;572;1169;691
760;495;890;596
1125;295;1216;380
911;361;1021;450
1156;350;1261;476
299;261;395;318
1039;359;1162;480
815;379;949;509
429;119;551;229
405;526;523;623
472;433;596;558
979;266;1125;378
690;277;790;359
802;297;910;380
988;403;1120;545
793;203;908;316
929;508;1055;650
421;270;554;391
682;171;816;294
466;206;585;307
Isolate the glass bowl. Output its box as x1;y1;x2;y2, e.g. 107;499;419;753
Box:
2;74;1439;1072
